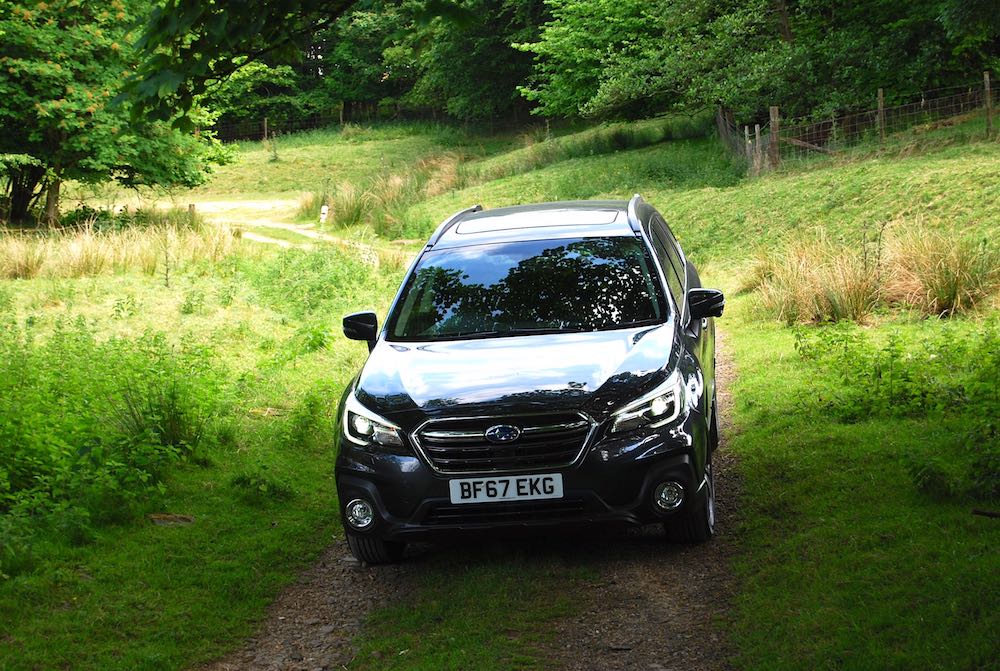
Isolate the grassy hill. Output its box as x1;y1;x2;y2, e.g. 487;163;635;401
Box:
2;118;998;670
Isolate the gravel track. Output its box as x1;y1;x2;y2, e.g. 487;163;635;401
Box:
201;331;738;671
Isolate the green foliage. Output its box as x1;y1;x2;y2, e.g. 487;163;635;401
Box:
201;60;315;127
0;317;227;575
522;0;1000;120
393;0;546;122
0;0;226;223
238;246;369;317
794;321;1000;501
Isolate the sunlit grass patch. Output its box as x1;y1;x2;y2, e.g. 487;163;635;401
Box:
0;216;241;280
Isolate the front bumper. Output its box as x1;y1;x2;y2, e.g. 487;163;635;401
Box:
335;420;707;542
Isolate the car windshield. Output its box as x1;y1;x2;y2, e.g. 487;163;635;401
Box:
387;236;667;341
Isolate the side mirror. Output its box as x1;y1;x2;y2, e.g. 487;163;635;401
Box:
688;288;725;320
343;311;378;351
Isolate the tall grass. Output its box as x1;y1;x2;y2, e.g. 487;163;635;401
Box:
297;153;462;235
0;218;242;280
885;227;1000;317
744;223;1000;322
747;237;880;323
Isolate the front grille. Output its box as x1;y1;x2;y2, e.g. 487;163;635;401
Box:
414;412;592;474
422;498;589;526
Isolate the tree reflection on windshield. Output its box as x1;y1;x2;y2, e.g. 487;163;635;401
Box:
389;237;666;340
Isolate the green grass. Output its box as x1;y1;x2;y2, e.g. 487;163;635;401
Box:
0;247;405;670
192;123;516;200
720;293;999;670
351;551;588;671
243;224;317;244
400;138;744;239
4;115;999;671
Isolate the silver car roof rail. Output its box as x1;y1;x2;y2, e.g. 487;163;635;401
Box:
626;193;644;233
425;205;484;249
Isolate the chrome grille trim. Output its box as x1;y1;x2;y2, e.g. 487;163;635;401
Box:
411;411;597;475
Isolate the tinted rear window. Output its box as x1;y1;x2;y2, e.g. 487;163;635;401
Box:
388;237;666;341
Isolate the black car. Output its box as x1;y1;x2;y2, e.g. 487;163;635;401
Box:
336;195;724;563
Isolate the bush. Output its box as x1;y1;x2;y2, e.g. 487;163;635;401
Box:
885;228;1000;317
0;318;228;575
748;225;1000;323
794;321;1000;501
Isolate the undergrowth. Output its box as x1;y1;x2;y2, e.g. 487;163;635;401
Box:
744;223;1000;323
794;320;1000;501
0;318;228;577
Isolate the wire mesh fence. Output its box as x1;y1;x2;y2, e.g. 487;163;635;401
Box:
211;115;345;143
720;74;997;175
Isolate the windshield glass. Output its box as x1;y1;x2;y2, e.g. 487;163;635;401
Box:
388;237;667;341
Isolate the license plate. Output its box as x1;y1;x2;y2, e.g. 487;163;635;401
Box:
448;473;563;504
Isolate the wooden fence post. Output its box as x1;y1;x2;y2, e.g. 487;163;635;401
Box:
877;88;885;144
768;106;780;168
754;124;762;174
263;117;268;142
986;72;994;139
744;125;752;165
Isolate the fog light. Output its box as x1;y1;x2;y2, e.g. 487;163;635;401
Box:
345;498;375;530
653;481;685;511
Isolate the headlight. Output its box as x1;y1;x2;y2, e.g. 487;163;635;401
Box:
609;370;685;434
343;392;404;449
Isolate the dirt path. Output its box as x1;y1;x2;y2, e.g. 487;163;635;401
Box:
202;331;738;671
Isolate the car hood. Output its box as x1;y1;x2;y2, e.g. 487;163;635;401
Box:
354;320;678;426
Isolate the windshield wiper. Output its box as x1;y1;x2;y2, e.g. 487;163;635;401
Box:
504;326;586;335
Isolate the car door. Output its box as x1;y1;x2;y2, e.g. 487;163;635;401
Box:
647;215;715;417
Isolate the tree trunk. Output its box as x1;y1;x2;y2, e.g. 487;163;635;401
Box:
45;178;61;227
772;0;794;42
7;166;45;224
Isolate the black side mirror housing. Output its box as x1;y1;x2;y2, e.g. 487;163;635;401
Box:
688;288;725;320
343;311;378;351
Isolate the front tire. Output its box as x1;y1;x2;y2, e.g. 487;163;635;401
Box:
346;532;406;564
664;459;716;543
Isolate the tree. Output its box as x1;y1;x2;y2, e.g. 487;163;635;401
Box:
398;0;547;123
521;0;1000;122
0;0;224;224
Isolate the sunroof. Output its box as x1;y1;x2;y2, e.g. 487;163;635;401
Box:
455;209;621;234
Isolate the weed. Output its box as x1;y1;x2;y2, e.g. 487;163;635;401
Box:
180;289;206;315
112;295;137;319
217;283;237;307
230;463;294;502
239;246;370;317
0;319;227;574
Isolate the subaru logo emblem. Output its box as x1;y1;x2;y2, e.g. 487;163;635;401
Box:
484;424;521;443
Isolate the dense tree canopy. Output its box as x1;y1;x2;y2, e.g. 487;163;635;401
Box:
520;0;1000;121
0;0;224;224
131;0;999;130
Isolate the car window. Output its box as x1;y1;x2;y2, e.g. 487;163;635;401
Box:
388;237;668;340
647;226;685;311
